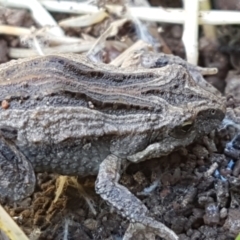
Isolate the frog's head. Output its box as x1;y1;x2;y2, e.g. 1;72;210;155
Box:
161;65;226;151
127;64;226;163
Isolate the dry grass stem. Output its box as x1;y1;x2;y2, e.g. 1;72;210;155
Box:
9;42;94;58
42;35;84;45
0;204;29;240
54;176;68;203
127;6;240;25
20;27;84;47
105;4;125;16
39;1;240;25
31;27;83;45
59;9;109;28
0;25;82;45
0;25;30;36
32;36;44;56
39;0;99;14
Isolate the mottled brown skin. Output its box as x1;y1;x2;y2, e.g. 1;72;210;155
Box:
0;53;225;240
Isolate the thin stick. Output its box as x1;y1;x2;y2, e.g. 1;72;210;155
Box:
0;25;30;36
9;42;93;58
39;0;98;14
0;25;83;45
59;9;109;28
182;0;199;65
39;1;240;25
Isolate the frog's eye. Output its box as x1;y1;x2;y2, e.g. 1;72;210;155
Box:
170;120;194;139
210;109;216;115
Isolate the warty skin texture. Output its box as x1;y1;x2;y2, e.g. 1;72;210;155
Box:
0;53;226;240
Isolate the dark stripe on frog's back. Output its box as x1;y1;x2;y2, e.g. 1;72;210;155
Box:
0;54;208;116
0;55;164;113
2;95;153;116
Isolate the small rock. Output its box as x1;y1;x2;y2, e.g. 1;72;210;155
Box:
181;187;197;207
192;145;209;159
203;136;217;153
209;154;227;165
171;216;188;234
178;234;190;240
199;225;218;238
203;203;220;225
215;180;229;208
191;230;201;240
84;219;98;230
223;208;240;236
186;228;194;237
220;208;228;219
198;196;214;207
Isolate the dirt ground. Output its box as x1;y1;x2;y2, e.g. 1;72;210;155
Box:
1;1;240;240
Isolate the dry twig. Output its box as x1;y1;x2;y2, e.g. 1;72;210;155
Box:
9;42;94;58
59;9;109;28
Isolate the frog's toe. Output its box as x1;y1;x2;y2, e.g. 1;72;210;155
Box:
0;140;36;202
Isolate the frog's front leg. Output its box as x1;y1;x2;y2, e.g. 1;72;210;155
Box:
0;135;36;202
95;154;178;240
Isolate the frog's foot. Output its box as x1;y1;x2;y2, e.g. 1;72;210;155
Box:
0;137;36;202
95;154;178;240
